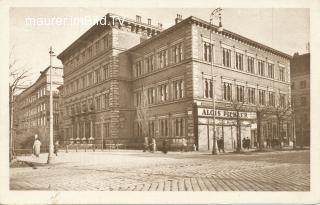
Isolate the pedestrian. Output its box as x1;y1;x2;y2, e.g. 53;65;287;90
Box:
151;137;156;153
217;138;222;153
220;138;225;153
242;138;246;149
33;135;41;157
54;140;59;156
162;139;168;154
246;137;250;150
181;137;187;152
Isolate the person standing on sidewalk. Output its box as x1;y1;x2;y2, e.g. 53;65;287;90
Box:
151;137;156;153
33;135;41;157
54;141;59;156
182;137;187;152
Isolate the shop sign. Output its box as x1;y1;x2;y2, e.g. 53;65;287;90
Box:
198;108;256;119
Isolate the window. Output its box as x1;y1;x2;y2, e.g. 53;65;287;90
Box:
300;80;306;89
204;79;213;98
268;91;275;106
81;76;86;89
301;96;307;106
88;72;93;86
223;82;232;101
134;91;142;107
248;87;255;104
137;122;142;137
203;42;213;62
158;49;168;68
148;87;156;104
95;41;100;54
174;118;185;137
258;89;266;105
222;48;231;67
173;43;183;63
235;52;243;70
236;85;244;102
95;95;102;110
279;94;286;107
159;84;169;102
258;60;265;76
104;93;109;108
160;119;168;137
88;46;93;58
148;121;155;138
267;63;274;79
279;67;285;81
146;55;154;73
135;60;143;77
173;79;184;100
94;69;101;84
103;64;110;79
103;35;109;49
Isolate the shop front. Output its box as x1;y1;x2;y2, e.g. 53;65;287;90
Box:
197;107;257;152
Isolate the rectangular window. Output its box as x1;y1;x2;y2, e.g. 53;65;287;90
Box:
267;63;274;79
158;49;168;68
268;91;275;106
88;72;93;86
204;79;213;98
103;64;110;79
280;94;286;107
247;87;255;104
222;48;231;67
258;60;265;76
146;55;154;73
300;80;306;89
247;56;254;73
88;46;93;58
258;89;266;105
173;79;184;100
95;41;100;54
223;82;232;101
279;67;285;81
148;87;156;104
135;91;142;106
135;60;143;77
236;85;244;102
94;69;101;84
235;52;243;70
174;118;185;137
203;42;213;62
103;35;109;49
148;121;155;138
160;119;168;137
159;84;169;102
173;43;183;63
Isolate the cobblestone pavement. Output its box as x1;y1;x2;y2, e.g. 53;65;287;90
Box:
10;150;310;191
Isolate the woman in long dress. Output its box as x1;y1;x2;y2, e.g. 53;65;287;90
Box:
33;138;42;157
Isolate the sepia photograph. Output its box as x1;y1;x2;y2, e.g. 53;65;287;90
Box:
1;0;320;204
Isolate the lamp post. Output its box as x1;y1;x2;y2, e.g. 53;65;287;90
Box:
210;8;222;155
47;46;55;164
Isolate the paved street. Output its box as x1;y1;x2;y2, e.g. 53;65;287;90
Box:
10;150;310;191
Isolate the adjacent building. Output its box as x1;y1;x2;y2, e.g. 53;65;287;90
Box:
58;13;292;151
291;53;310;147
14;66;63;150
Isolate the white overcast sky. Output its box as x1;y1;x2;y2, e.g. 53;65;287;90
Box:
9;8;309;85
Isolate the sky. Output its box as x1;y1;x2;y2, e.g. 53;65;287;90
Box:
9;8;310;85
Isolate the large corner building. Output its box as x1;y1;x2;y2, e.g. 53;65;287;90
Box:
57;13;292;151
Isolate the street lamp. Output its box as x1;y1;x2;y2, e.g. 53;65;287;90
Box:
210;8;222;155
47;46;55;164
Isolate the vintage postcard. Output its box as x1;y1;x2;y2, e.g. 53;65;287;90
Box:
0;0;319;204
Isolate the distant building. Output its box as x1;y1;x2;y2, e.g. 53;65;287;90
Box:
14;66;63;151
58;13;292;151
291;53;310;147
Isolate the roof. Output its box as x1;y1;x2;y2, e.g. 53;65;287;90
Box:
57;13;162;61
129;16;292;59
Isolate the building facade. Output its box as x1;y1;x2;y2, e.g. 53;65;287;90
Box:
14;66;63;150
58;14;292;151
291;53;310;147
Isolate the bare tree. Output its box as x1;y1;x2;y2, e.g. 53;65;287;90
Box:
136;85;149;149
9;46;31;161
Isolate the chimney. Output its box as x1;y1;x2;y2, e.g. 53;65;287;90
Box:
136;15;141;23
175;14;183;24
147;18;151;25
158;23;163;29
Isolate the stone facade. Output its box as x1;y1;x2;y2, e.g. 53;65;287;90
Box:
58;14;292;151
291;53;310;147
14;66;63;151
